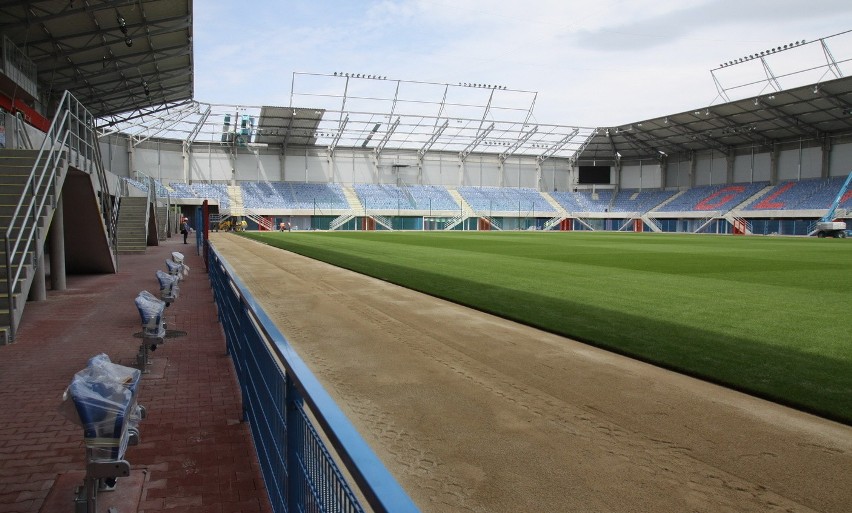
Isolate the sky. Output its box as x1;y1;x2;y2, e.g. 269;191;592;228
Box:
192;0;852;128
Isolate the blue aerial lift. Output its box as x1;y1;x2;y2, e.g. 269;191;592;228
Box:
813;171;852;238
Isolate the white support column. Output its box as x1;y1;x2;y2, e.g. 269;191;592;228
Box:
770;143;780;185
49;196;66;291
535;163;543;190
821;137;831;179
182;141;191;183
127;143;135;176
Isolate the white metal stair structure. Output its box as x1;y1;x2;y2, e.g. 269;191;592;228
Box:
1;91;118;343
244;209;274;231
639;215;663;233
479;215;502;230
541;192;571;230
371;214;394;230
329;211;356;231
444;189;475;230
693;210;722;233
724;214;753;234
641;190;686;234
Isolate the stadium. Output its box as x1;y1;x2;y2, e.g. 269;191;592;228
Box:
0;2;851;513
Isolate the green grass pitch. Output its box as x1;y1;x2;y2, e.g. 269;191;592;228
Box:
239;230;852;424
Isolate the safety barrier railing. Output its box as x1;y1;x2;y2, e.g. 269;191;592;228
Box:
4;90;115;341
207;243;419;513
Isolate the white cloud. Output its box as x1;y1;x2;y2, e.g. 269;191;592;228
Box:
194;0;852;126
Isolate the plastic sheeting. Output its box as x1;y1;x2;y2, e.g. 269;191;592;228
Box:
135;291;166;338
171;251;190;277
156;270;179;302
60;354;142;460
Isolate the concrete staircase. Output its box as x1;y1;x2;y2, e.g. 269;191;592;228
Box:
444;189;475;230
227;185;244;217
116;196;149;254
0;149;63;343
341;185;363;211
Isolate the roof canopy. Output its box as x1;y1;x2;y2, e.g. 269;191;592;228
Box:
0;0;193;118
579;75;852;163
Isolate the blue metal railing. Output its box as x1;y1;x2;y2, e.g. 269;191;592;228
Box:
207;242;420;513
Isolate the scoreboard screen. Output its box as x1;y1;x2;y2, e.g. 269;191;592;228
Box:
578;165;611;184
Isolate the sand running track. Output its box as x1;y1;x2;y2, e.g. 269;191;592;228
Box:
211;233;851;513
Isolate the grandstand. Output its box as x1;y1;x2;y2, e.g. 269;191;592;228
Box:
1;4;851;513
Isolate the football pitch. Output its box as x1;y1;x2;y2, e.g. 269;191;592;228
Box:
241;230;852;424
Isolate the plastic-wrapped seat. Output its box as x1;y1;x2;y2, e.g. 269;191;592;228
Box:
135;291;166;338
135;291;167;369
61;354;145;513
164;258;183;281
156;270;180;305
170;251;190;278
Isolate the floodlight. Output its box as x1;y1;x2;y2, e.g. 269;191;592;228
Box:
125;37;132;47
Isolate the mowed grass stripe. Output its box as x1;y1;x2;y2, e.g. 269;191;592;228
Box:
241;231;852;423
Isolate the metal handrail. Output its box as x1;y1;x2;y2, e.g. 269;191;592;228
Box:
13;112;34;149
92;130;117;254
3;90;114;341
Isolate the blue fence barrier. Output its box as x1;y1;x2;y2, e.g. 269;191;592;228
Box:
207;242;420;513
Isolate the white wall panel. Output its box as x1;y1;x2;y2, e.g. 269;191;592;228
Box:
711;153;727;184
352;153;374;184
621;165;641;188
830;142;852;177
306;150;329;182
753;153;771;182
800;146;822;179
777;149;799;181
695;156;712;186
733;154;753;183
190;150;231;182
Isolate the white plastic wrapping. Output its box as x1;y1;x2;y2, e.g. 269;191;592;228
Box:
164;258;184;280
171;252;190;277
156;270;180;302
60;354;142;460
135;291;166;338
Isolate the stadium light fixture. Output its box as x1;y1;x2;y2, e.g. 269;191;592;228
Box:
125;37;132;47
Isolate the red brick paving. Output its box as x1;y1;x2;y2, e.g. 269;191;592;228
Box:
0;237;273;513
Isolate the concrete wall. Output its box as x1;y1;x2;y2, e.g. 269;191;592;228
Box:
98;135;852;190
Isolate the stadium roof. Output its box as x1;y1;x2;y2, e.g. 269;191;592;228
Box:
0;0;193;118
578;74;852;164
